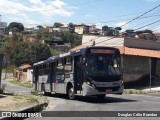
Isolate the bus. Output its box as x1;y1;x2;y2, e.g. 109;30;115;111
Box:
33;46;124;100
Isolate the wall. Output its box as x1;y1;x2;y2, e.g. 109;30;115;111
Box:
21;72;27;82
123;55;150;83
124;38;160;50
82;35;124;46
0;54;3;86
75;26;84;35
156;59;160;84
27;69;33;84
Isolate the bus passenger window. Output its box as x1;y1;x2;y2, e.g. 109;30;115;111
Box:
64;57;72;73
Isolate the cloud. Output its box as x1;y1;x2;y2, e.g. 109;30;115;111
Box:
85;14;95;18
115;21;127;27
0;0;75;26
51;0;66;8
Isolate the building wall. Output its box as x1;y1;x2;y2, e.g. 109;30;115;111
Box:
27;69;33;83
156;59;160;80
21;72;27;82
123;55;150;83
124;38;160;50
75;26;84;35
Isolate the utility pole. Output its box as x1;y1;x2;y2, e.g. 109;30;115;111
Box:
0;54;3;87
149;58;152;91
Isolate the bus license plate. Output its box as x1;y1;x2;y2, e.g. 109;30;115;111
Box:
106;89;112;92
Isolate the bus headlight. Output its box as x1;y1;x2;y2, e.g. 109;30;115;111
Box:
120;81;123;87
86;82;90;85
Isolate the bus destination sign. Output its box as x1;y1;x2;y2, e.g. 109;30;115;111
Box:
90;49;115;54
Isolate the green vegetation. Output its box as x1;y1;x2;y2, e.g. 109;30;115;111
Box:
9;80;32;88
31;90;39;96
124;89;160;94
0;87;4;94
51;49;62;55
37;28;52;41
11;42;51;66
0;84;6;94
124;90;147;94
7;22;24;32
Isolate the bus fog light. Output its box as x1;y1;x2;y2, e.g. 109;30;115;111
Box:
91;84;96;88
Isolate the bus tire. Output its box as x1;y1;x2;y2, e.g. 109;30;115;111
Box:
97;94;105;100
67;87;75;100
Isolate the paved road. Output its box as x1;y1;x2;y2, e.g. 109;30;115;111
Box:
1;73;33;95
27;93;160;120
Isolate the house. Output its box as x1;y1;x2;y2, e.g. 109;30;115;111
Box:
59;25;69;32
46;26;54;33
70;35;160;87
74;24;96;35
0;21;7;34
155;33;160;41
13;64;33;83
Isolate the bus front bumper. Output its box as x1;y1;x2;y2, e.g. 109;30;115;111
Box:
82;82;124;96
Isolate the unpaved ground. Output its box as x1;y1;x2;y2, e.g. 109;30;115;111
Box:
0;94;48;111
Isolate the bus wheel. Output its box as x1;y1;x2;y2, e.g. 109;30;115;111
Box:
97;94;105;100
67;87;75;100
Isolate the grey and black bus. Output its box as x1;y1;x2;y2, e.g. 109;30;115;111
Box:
33;46;124;100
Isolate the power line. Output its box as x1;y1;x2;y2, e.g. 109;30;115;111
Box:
134;19;160;31
82;4;160;46
152;27;160;32
120;4;160;27
96;19;160;45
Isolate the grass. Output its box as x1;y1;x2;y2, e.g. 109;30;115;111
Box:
124;89;160;94
14;94;49;106
9;80;32;88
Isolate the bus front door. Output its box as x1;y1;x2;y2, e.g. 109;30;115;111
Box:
74;55;83;94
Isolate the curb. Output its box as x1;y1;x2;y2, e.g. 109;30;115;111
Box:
1;102;48;120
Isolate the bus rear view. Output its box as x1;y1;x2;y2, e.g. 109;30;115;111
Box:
82;47;123;99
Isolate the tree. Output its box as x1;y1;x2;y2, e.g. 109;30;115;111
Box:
136;29;153;35
115;27;122;31
68;22;75;33
54;22;63;27
7;22;24;32
37;28;52;41
37;25;43;30
125;29;134;34
10;42;51;66
102;26;109;31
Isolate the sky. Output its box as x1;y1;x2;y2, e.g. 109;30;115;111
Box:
0;0;160;32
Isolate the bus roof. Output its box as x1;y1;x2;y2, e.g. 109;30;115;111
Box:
33;46;119;66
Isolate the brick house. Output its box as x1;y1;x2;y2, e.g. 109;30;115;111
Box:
70;35;160;87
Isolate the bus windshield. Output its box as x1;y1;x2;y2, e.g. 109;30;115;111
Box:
85;54;121;76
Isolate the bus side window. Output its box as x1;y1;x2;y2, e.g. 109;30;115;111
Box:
56;59;64;80
57;59;64;73
64;57;72;73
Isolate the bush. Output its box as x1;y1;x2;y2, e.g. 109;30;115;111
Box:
0;84;6;94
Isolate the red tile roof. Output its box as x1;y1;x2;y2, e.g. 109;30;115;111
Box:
70;45;160;58
19;64;31;70
125;47;160;58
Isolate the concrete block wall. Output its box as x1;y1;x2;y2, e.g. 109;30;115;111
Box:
123;55;150;83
